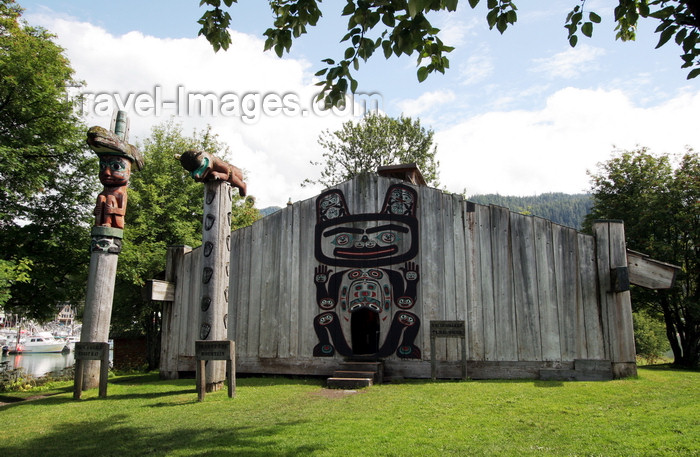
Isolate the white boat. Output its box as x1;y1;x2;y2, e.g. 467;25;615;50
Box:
16;332;66;353
63;336;79;352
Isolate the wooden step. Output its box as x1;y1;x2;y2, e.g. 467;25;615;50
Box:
333;370;377;379
340;361;382;370
327;377;373;389
340;361;384;383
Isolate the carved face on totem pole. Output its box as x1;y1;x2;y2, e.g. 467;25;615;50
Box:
98;155;131;188
87;125;143;231
312;184;421;359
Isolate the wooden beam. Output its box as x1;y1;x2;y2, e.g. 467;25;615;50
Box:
626;250;680;290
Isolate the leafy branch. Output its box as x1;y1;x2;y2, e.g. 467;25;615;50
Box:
197;0;700;107
565;0;699;79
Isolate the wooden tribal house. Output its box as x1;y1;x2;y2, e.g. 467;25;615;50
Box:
154;166;678;382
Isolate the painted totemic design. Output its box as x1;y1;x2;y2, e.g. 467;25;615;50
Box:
313;184;421;359
87;124;144;235
176;151;245;346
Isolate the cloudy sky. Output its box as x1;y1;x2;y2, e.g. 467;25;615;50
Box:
19;0;700;209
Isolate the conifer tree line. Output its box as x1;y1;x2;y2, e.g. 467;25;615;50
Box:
468;193;593;230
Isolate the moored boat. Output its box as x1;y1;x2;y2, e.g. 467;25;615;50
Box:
63;335;79;352
16;332;66;353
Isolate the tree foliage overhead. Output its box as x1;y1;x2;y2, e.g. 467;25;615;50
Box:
584;147;699;368
0;258;31;308
0;0;97;321
305;112;439;188
198;0;700;107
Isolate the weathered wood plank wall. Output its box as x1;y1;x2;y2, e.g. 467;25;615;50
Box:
160;174;634;379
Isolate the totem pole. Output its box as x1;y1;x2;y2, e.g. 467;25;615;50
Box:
177;149;246;392
80;111;143;389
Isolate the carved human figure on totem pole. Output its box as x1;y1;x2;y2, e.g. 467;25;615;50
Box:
176;150;247;197
87;126;144;229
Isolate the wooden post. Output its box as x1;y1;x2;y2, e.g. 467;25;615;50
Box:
196;358;206;402
158;245;192;379
430;321;468;380
73;342;110;399
594;220;637;378
199;181;233;392
195;340;236;401
80;228;120;389
175;149;245;390
81;111;143;389
73;358;84;400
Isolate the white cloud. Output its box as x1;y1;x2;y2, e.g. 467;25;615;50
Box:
30;14;364;209
435;87;700;197
25;11;700;211
435;13;480;47
458;48;494;86
531;44;606;79
396;90;456;117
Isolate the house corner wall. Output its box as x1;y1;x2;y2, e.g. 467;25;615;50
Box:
593;220;637;378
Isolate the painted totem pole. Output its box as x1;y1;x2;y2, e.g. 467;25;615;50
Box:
81;111;143;389
177;149;246;392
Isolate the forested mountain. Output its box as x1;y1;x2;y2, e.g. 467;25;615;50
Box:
467;193;593;230
262;193;592;229
260;206;282;217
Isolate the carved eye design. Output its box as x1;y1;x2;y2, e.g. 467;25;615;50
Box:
368;269;383;279
376;231;397;244
320;298;335;309
332;233;351;246
110;161;126;171
318;313;334;325
397;297;413;308
320;194;339;209
398;313;416;326
348;270;362;279
100;158;126;171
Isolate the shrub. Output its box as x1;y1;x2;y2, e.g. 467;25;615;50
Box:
0;368;36;392
633;311;670;364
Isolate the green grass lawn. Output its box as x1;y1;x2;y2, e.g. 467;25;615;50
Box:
0;365;698;457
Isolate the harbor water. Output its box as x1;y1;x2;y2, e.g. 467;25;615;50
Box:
1;350;113;378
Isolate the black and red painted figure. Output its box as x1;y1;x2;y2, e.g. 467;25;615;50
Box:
312;184;421;359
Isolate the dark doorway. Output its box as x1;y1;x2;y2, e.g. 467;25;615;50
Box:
351;309;380;354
